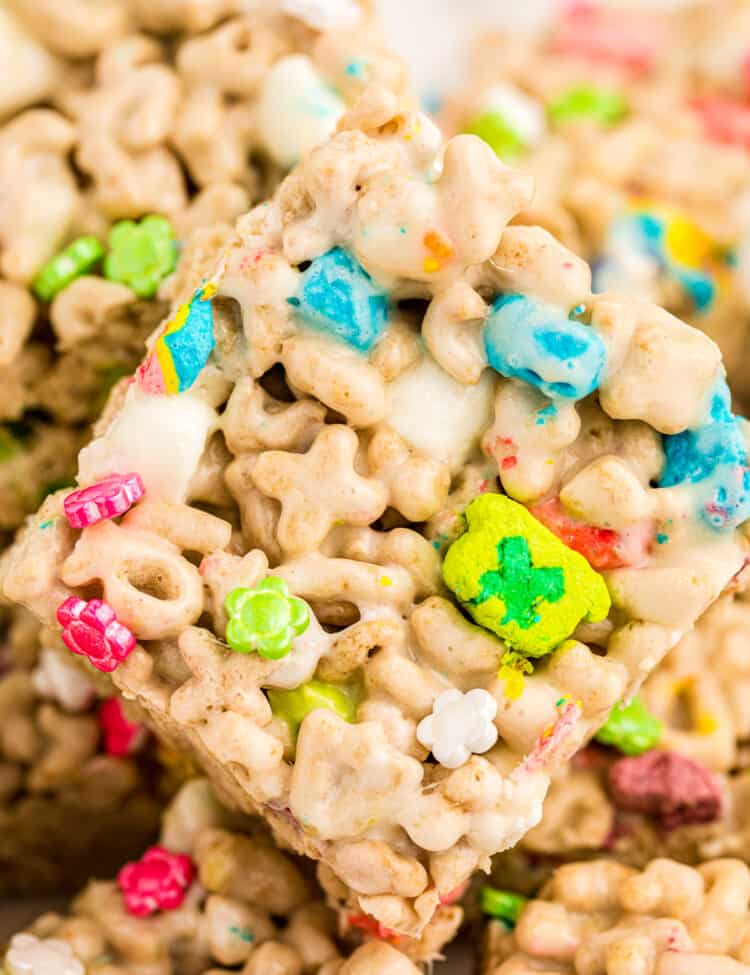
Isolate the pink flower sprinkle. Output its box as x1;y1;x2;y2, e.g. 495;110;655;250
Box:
117;846;195;917
56;597;135;673
99;698;147;757
64;472;145;529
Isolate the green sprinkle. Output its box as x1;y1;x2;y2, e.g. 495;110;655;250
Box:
548;85;628;126
480;887;527;926
268;678;361;740
39;519;55;530
228;926;254;943
464;111;526;161
33;237;105;302
656;532;669;544
104;215;178;298
595;695;662;756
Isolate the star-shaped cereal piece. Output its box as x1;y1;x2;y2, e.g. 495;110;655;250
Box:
251;425;388;555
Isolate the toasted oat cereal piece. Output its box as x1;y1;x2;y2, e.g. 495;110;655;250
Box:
3;70;749;939
2;779;457;974
482;856;750;974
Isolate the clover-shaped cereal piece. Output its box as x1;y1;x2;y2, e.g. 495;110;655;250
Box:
443;493;611;656
117;845;195;917
225;576;310;660
595;695;662;756
5;933;83;975
104;216;178;298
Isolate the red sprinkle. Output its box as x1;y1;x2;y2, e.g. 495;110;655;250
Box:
690;95;750;150
552;2;664;77
608;750;723;830
501;456;518;470
99;698;147;757
440;880;469;905
530;498;652;571
348;912;399;942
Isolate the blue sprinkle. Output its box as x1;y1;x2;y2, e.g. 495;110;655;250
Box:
535;403;558;426
39;519;54;530
421;90;443;115
483;293;605;401
344;58;368;78
656;532;668;544
660;377;750;532
287;296;301;306
293;248;390;353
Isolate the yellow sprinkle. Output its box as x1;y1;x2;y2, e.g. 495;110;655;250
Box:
423;256;441;273
671;676;693;695
696;711;718;735
379;575;392;587
500;666;525;700
201;281;218;299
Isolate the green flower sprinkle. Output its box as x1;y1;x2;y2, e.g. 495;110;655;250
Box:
104;215;178;298
225;576;310;659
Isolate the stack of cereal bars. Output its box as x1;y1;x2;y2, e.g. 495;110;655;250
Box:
2;1;750;973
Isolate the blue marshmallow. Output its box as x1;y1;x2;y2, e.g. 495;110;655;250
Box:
660;378;750;532
483;293;606;401
291;248;389;353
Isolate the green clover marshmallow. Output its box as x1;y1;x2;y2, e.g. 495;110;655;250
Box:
224;576;309;660
595;695;662;756
103;215;178;298
268;678;361;738
442;494;611;657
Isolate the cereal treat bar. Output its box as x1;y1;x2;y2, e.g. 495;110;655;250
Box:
3;779;461;974
481;857;750;974
0;603;176;895
440;0;750;402
0;0;401;537
4;81;750;938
